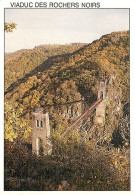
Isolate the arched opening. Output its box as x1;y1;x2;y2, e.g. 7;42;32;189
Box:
100;91;103;99
36;120;39;127
35;137;39;155
40;120;43;128
35;138;44;155
39;138;44;155
71;106;74;117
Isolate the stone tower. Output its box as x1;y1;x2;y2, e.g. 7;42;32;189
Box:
95;81;106;124
32;108;52;155
97;80;106;99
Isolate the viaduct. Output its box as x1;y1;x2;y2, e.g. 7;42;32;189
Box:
32;80;106;155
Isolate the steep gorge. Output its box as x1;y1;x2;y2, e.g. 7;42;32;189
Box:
5;31;129;146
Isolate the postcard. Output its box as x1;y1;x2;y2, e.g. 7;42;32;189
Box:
0;0;134;193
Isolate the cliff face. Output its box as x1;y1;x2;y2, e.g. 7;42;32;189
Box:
5;31;129;141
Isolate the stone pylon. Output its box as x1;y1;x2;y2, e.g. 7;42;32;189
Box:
32;108;52;155
95;81;106;125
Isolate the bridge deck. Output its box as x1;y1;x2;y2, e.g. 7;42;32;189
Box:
62;98;102;136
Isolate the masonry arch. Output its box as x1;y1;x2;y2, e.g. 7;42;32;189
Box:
100;91;103;99
35;137;45;156
39;138;44;155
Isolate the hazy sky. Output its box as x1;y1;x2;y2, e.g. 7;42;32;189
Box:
5;9;129;52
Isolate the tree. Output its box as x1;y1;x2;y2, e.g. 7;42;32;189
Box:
4;102;31;142
4;22;17;32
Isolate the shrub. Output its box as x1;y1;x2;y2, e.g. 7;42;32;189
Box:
4;139;130;191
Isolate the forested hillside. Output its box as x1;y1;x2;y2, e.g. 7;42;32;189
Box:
4;31;130;191
5;31;129;134
5;43;86;89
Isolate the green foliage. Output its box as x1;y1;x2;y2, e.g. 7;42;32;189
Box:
5;22;17;32
4;102;31;141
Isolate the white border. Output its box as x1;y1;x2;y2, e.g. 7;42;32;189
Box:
0;0;135;194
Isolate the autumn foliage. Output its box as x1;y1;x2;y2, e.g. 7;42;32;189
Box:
4;31;130;190
4;137;130;191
